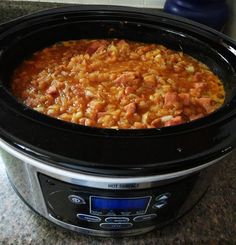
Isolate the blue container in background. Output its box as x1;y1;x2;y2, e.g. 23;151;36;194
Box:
164;0;229;30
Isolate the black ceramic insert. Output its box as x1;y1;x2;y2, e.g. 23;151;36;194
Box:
0;6;236;176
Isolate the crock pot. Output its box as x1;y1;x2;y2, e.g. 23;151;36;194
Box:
0;5;236;237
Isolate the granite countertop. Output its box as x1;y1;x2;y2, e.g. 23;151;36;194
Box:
0;1;235;244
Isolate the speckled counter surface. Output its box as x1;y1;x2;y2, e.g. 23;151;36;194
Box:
0;1;236;244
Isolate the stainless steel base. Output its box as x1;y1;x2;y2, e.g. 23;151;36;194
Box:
0;139;223;237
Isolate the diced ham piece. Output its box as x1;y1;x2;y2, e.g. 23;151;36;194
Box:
133;122;146;129
117;40;129;47
164;92;178;107
116;40;130;53
194;82;207;90
47;85;58;96
125;86;136;95
125;102;136;117
114;72;136;85
151;118;162;127
196;97;214;113
190;83;207;97
164;116;184;127
97;112;107;118
178;93;190;106
192;72;203;82
86;41;107;55
190;113;204;121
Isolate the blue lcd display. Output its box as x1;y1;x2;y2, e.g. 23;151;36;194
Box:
90;196;150;215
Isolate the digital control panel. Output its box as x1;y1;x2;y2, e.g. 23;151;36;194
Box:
38;173;198;231
90;196;151;216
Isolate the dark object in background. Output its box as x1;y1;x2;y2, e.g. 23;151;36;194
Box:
164;0;229;30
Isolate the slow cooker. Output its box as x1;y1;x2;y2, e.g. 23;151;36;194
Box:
0;6;236;237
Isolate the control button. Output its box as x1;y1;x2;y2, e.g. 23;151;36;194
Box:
155;193;171;201
153;200;168;209
105;217;130;223
100;223;133;230
68;195;86;204
77;214;101;223
133;214;157;222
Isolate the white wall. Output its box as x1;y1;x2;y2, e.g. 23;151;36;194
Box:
8;0;166;8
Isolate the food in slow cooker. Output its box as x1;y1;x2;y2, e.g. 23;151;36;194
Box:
12;39;225;129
